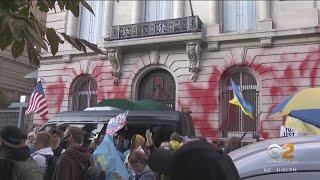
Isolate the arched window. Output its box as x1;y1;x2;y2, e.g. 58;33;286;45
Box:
220;68;259;138
138;69;175;110
69;75;98;111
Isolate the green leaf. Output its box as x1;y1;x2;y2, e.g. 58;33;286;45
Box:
11;39;25;59
26;42;40;66
69;0;80;17
79;39;103;54
0;27;13;50
0;15;9;34
8;18;25;41
57;0;66;11
19;6;30;17
60;32;85;52
46;28;61;56
37;0;50;12
48;0;56;9
80;0;95;16
24;21;48;51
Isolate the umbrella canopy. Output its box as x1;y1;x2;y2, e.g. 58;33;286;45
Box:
134;100;166;110
270;88;320;117
270;88;320;134
285;116;320;135
96;99;135;110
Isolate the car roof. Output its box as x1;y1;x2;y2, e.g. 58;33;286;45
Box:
46;110;181;125
229;136;320;178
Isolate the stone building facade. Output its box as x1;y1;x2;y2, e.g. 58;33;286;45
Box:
39;0;320;141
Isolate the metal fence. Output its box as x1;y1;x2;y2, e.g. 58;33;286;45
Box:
0;107;29;131
0;109;20;128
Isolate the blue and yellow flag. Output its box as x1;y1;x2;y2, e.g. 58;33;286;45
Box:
93;135;129;180
229;79;254;119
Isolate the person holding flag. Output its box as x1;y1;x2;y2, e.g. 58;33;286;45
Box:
93;112;130;180
25;80;49;122
229;79;254;119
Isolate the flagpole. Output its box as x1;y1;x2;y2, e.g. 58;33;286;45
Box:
239;111;263;144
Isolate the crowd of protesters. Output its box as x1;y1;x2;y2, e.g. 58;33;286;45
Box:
0;124;245;180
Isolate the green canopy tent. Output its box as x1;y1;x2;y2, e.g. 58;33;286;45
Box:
96;99;135;110
96;99;166;110
134;99;166;110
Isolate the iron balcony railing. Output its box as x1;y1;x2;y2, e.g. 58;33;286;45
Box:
111;16;202;40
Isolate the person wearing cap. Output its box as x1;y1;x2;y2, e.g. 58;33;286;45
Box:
128;150;157;180
0;125;42;180
149;140;240;180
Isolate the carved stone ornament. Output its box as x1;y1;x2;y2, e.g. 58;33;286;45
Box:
260;37;272;48
186;41;202;82
107;49;122;85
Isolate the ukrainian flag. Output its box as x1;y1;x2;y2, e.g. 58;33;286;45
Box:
229;79;254;119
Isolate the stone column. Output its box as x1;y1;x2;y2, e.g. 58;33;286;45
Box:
173;0;184;18
132;0;142;23
207;0;220;36
258;0;272;30
102;0;114;41
65;11;78;36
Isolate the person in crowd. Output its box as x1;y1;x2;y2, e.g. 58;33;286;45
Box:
223;136;241;154
149;140;240;180
169;132;183;150
26;131;36;154
31;132;55;174
0;126;42;180
22;132;28;145
53;126;92;180
128;150;157;180
49;128;64;157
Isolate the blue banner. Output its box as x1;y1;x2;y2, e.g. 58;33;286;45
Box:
93;135;129;180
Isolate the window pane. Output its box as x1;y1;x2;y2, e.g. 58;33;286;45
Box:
223;0;257;33
241;0;257;31
79;1;105;43
69;76;98;111
221;70;258;138
145;0;173;22
223;1;238;33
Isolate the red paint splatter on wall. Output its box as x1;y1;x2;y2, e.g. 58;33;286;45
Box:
46;77;66;113
182;66;221;140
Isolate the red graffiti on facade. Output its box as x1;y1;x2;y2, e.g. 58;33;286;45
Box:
46;77;66;113
181;66;221;140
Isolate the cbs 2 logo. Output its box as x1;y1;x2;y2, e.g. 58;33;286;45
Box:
267;144;295;160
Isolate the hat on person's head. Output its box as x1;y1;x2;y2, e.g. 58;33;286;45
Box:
0;126;24;148
148;140;240;180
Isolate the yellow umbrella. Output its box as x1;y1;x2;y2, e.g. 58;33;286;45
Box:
281;88;320;116
285;116;320;135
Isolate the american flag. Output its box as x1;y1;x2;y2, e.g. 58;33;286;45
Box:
25;81;48;119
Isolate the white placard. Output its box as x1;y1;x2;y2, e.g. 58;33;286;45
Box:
280;126;298;137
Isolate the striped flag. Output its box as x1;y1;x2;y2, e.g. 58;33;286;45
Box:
25;81;48;120
106;112;128;135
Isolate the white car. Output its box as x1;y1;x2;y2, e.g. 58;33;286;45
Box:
229;136;320;180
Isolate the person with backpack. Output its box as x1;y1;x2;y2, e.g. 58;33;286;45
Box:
0;126;42;180
31;132;56;179
53;126;105;180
